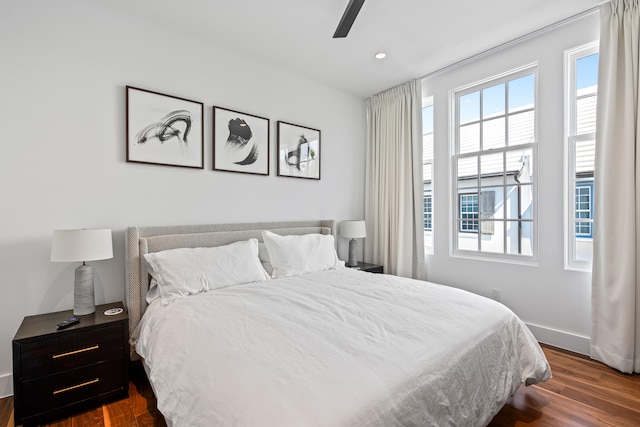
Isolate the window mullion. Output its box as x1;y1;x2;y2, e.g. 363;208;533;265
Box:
503;150;508;254
476;147;481;251
478;84;483;256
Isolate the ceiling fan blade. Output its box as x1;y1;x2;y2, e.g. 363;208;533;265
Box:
333;0;366;38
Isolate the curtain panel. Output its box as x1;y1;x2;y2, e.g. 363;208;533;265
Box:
364;81;425;279
591;0;640;373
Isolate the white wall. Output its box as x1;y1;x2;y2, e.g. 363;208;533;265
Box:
422;12;599;355
0;0;366;396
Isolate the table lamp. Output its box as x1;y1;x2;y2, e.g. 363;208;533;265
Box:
50;228;113;315
341;220;366;267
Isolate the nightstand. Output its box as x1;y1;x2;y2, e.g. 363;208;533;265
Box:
349;262;384;274
12;302;129;426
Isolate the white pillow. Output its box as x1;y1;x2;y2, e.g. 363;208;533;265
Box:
261;231;345;278
258;242;274;276
146;278;161;304
144;238;269;304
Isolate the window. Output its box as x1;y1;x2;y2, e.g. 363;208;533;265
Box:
566;43;597;269
423;99;434;251
423;193;432;230
575;182;593;238
459;193;478;232
452;67;536;259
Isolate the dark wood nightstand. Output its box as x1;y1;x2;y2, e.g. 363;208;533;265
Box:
349;262;384;274
12;302;129;426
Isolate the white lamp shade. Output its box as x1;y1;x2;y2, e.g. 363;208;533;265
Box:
341;220;366;239
51;229;113;262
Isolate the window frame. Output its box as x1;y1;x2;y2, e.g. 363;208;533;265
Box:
564;42;598;271
450;65;538;263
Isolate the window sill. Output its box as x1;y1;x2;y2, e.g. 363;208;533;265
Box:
451;250;538;267
564;262;592;273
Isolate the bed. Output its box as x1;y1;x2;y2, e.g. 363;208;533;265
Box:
125;219;551;427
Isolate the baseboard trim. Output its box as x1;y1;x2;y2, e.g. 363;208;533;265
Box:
526;322;590;356
0;373;12;399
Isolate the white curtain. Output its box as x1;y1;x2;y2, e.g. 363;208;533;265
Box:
364;81;425;279
591;0;640;373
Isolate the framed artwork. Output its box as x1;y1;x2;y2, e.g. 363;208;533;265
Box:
126;86;204;169
277;121;321;180
213;106;270;175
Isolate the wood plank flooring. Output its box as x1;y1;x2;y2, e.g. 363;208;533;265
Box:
489;345;640;427
1;344;638;426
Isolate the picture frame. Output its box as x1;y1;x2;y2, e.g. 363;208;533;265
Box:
277;121;321;180
213;106;270;176
126;86;204;169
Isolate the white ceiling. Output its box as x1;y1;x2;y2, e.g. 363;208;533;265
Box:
89;0;604;98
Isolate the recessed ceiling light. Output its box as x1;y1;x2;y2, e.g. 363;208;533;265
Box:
375;52;386;59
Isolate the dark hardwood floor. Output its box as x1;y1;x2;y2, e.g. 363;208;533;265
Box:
489;345;640;427
1;345;638;426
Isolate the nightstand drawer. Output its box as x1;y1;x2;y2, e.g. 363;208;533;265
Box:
20;358;125;419
349;262;384;274
19;324;124;379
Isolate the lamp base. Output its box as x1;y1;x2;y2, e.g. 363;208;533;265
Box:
347;238;358;267
74;264;95;315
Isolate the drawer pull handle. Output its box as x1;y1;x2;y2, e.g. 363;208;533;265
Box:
52;344;100;359
53;378;99;395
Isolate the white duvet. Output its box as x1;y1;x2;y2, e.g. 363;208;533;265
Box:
132;268;551;427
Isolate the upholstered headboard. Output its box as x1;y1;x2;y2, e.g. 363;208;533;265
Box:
125;219;336;359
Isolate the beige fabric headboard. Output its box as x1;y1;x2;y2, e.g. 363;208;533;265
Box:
125;220;336;360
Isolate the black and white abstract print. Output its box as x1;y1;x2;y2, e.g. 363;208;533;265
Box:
277;121;320;180
226;117;258;166
136;110;192;146
213;107;269;175
126;86;204;169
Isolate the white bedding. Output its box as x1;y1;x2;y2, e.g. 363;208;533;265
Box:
132;268;551;427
